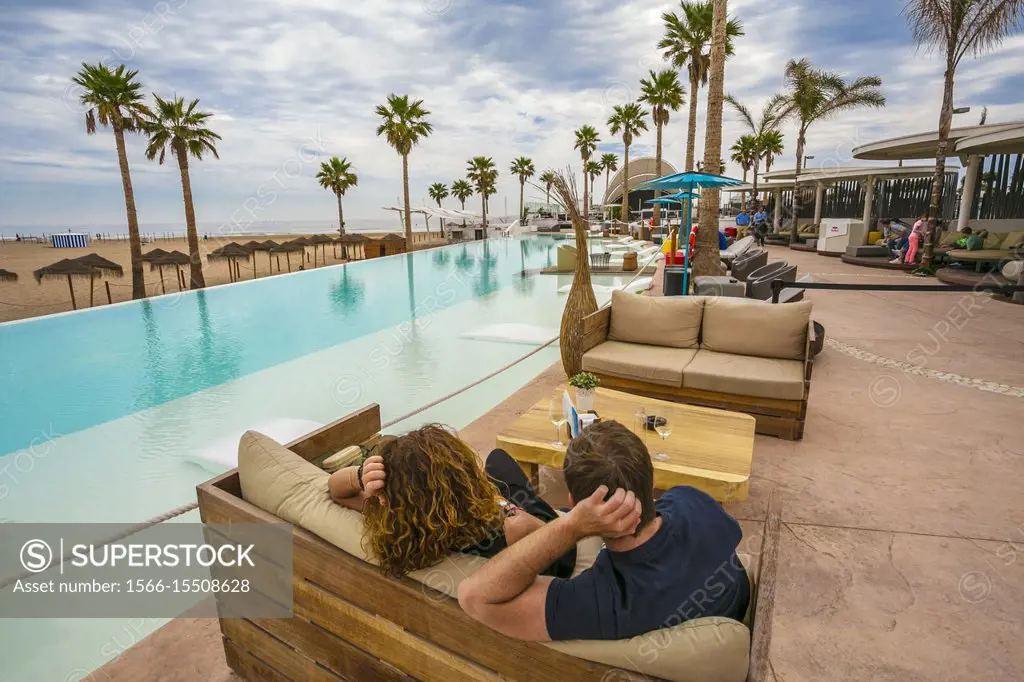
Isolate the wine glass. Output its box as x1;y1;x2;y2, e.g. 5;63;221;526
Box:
653;409;673;461
548;399;567;447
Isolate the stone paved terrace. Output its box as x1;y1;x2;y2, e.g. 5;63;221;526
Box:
95;246;1024;682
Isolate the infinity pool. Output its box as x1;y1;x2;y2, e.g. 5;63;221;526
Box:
0;236;633;681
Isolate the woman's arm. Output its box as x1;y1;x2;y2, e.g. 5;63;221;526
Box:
328;456;386;513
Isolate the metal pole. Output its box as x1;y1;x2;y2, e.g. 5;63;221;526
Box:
682;183;694;295
771;279;783;303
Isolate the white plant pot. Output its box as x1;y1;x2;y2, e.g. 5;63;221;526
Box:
575;388;595;412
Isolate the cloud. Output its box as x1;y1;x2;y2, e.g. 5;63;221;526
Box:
0;0;1021;229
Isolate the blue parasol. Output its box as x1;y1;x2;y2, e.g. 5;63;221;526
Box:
637;172;743;295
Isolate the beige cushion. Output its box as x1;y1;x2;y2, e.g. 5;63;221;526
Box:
583;341;696;387
948;249;1011;261
608;290;704;348
983;232;1006;249
684;350;806;400
1001;231;1024;249
238;432;751;682
701;299;812;361
939;231;962;247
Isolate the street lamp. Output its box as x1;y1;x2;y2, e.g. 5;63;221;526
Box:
804;155;815;166
952;106;971;115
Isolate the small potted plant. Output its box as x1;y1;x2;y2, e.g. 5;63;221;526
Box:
569;372;599;412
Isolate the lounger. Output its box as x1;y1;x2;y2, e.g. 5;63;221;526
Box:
732;249;768;282
720;236;755;265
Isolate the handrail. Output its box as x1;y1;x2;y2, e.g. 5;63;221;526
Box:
769;278;1024;303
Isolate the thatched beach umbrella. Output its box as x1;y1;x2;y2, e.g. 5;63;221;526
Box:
286;237;313;264
149;250;191;293
141;248;170;263
309;234;334;267
0;268;18;282
73;253;123;306
269;242;304;273
252;240;279;274
336;233;368;260
208;243;252;283
34;258;101;310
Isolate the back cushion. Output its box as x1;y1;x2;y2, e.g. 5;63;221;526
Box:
609;290;704;348
999;231;1024;250
701;299;812;360
984;232;1006;250
939;231;962;247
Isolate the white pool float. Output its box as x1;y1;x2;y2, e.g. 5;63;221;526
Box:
186;417;324;473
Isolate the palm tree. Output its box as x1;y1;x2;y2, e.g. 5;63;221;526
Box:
510;157;536;224
72;63;151;299
573;126;600;217
467;156;498;236
585;161;603;215
730;134;758;210
760;129;785;174
659;1;744;172
778;58;886;243
427;182;449;238
599;153;619;214
724;93;789;203
539;170;557;208
375;94;433;251
142;95;220;290
693;0;730;278
316;156;358;239
450;179;474;227
904;0;1024;266
607;103;649;232
639;69;686;232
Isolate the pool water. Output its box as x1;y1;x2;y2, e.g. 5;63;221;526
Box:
0;236;636;681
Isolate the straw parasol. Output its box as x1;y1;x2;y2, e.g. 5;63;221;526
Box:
73;253;124;306
309;234;334;267
208;243;253;283
33;258;102;310
149;250;191;293
252;240;279;273
141;248;170;263
286;237;313;265
0;268;18;282
269;242;305;273
335;233;368;260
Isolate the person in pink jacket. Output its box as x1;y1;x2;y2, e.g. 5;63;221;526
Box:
904;216;926;264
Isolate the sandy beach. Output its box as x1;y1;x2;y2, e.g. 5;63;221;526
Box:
0;231;443;323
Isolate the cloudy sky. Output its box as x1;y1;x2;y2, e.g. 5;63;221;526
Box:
1;0;1021;231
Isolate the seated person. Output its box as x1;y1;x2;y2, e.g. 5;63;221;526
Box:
950;226;973;249
329;424;576;578
735;210;750;227
885;219;910;261
458;420;749;641
718;228;729;250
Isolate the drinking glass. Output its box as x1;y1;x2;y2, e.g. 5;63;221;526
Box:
653;409;673;461
548;399;567;447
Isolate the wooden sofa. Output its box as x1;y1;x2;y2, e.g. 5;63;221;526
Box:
582;292;815;440
197;405;782;682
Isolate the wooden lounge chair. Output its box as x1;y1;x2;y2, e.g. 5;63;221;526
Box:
197;405;782;681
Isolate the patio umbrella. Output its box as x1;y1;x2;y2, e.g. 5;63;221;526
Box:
269;242;304;273
208;243;253;283
309;234;335;267
34;258;101;310
73;253;124;306
287;237;313;264
253;240;279;273
637;172;743;295
141;248;170;263
148;250;191;293
242;240;264;270
0;268;18;282
336;233;368;260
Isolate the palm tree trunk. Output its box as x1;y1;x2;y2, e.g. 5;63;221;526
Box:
621;143;630;234
519;180;525;227
693;0;728;279
921;60;956;268
790;131;806;244
582;158;590;220
740;168;748;211
685;70;700;172
652;121;663;241
337;191;345;236
752;156;761;205
113;118;145;299
402;153;413;250
604;169;611;215
482;194;488;238
460;199;466;227
174;145;206;289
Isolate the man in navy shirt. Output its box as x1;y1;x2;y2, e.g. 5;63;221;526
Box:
458;420;749;641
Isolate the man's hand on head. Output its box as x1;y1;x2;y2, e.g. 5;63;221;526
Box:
566;486;642;539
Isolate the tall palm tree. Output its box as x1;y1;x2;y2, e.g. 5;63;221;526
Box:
608;103;649;232
730;134;758;210
904;0;1024;266
659;1;744;172
72;63;151;299
693;0;730;278
143;95;220;290
760;129;785;173
639;69;686;233
427;182;449;238
316;156;358;239
538;170;557;208
573;126;600;217
585;161;603;214
599;153;619;213
375;94;433;251
450;179;474;227
778;58;886;243
467;156;498;236
510;157;536;224
724;93;789;202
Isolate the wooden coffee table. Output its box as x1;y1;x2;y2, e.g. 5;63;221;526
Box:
496;386;756;503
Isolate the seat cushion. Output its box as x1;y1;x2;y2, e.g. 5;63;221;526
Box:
684;350;806;400
238;431;751;682
583;341;696;387
1001;231;1024;250
948;249;1010;261
608;290;704;349
701;298;812;361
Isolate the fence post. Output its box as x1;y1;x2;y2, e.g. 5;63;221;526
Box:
105;281;112;305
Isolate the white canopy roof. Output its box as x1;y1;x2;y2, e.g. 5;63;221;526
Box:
852;121;1024;161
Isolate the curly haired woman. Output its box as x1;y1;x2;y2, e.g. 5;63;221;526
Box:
327;424;576;578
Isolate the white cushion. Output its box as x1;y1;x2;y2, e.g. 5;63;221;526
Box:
237;431;751;682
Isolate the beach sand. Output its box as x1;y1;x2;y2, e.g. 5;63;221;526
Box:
0;232;442;323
